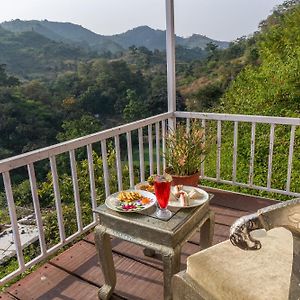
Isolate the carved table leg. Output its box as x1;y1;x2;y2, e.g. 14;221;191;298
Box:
289;234;300;300
94;225;116;300
162;245;181;300
200;210;215;249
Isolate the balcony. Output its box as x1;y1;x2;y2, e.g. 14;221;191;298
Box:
0;111;299;299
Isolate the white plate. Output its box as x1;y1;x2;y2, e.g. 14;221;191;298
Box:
105;189;157;212
168;186;209;208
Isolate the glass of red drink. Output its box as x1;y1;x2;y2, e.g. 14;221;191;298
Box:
154;175;172;219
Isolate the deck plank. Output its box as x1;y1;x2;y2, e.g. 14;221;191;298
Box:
0;293;16;300
112;239;201;271
50;240;164;300
6;263;100;300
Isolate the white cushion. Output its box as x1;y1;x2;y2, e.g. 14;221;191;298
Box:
187;227;293;300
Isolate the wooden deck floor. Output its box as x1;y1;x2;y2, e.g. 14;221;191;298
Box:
0;188;276;300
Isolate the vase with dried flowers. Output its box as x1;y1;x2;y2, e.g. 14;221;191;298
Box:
164;121;207;186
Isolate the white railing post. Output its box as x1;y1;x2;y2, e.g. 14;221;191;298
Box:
200;119;206;179
249;122;256;186
87;144;97;222
126;132;134;188
155;122;161;175
286;125;296;192
2;172;25;271
232;121;238;183
216;120;222;181
49;156;66;243
69;149;83;232
148;125;154;175
267;124;275;190
27;163;47;255
166;0;176;129
114;135;123;191
138;128;145;182
101;139;110;198
162;120;167;172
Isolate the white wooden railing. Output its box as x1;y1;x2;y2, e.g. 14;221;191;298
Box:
175;112;300;197
0;112;172;285
0;111;300;284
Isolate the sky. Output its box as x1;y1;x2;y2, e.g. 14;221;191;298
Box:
0;0;286;41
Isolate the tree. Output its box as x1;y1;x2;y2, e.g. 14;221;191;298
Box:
0;64;19;87
56;114;102;142
19;80;51;104
123;89;146;122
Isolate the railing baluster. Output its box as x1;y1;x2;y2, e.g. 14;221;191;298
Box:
101;140;110;198
155;122;160;175
216;120;222;181
186;118;190;134
267;124;275;190
49;156;65;243
69;150;83;232
162;120;166;172
126;131;134;188
138;128;145;182
2;171;25;270
27;163;47;255
232;121;238;183
114;135;123;191
249;122;256;186
286;125;296;192
87;144;97;222
201;119;206;179
148;125;154;175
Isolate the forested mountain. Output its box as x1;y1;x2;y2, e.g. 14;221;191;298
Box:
0;24;208;79
110;25;229;51
0;26;97;79
1;20;229;53
1;19;122;54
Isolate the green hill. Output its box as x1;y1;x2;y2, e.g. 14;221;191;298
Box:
110;25;228;51
1;20;229;53
181;33;228;49
219;1;300;117
1;19;123;54
0;26;95;79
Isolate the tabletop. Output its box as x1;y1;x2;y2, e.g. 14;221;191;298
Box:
94;193;213;248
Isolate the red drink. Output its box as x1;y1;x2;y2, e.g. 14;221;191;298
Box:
154;177;171;209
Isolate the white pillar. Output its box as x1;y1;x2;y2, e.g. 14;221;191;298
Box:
165;0;176;129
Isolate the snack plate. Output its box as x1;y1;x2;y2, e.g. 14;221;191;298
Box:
105;189;157;212
168;186;209;208
134;182;155;193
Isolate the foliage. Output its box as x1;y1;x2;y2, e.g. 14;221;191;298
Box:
123;89;147;122
219;1;300;116
206;1;300;198
165;122;207;176
56;115;102;142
